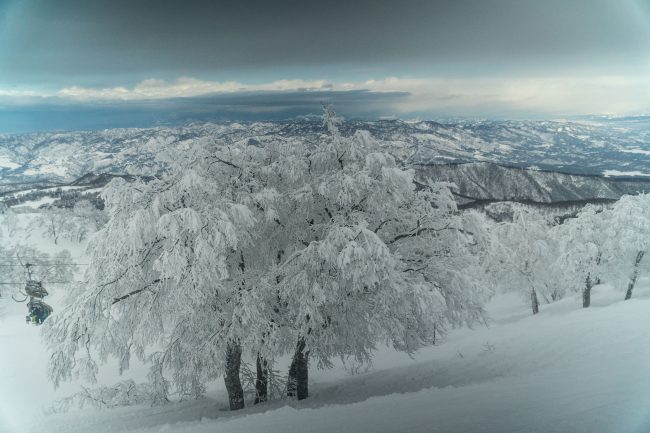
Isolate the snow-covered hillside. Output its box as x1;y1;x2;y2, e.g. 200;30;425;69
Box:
1;118;650;186
3;281;649;433
2;200;649;433
2;119;650;209
420;162;650;205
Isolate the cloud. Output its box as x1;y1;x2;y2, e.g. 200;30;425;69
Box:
3;73;650;119
0;89;42;98
55;78;348;101
358;75;650;116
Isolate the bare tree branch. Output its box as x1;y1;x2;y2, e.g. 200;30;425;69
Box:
112;279;160;305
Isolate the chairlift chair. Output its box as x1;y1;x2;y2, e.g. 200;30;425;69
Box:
24;280;48;298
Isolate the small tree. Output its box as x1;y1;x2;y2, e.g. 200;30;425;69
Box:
494;208;557;314
601;194;650;300
554;206;606;308
31;201;106;245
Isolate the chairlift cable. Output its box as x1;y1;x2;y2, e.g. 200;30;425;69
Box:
0;263;90;268
0;256;88;259
0;281;74;284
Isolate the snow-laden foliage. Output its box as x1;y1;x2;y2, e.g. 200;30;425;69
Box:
47;380;159;414
489;194;650;311
553;205;610;306
30;200;107;244
46;142;264;400
555;194;650;301
489;208;559;312
601;194;650;295
45;107;492;404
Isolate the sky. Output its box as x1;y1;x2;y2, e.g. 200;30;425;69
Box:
1;0;650;132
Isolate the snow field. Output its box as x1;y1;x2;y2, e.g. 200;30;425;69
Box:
3;282;648;433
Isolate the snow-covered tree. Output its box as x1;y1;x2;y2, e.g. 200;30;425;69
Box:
599;194;650;300
493;208;557;314
459;209;501;303
31;207;69;245
46;106;490;410
553;205;611;308
71;199;109;237
45;140;270;410
553;195;650;305
260;106;491;398
31;201;106;244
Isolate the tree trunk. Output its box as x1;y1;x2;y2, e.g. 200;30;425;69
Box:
254;354;268;404
625;251;645;300
295;340;309;400
224;342;245;411
582;274;592;308
287;356;297;398
582;286;591;308
287;338;309;400
551;289;559;302
531;288;539;315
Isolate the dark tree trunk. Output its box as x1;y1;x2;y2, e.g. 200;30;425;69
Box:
582;274;592;308
287;338;309;400
625;251;645;300
254;354;268;404
582;287;591;308
531;288;539;315
551;289;559;302
287;356;297;398
224;342;245;411
295;339;309;400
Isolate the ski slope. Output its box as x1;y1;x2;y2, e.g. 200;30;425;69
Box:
2;278;649;433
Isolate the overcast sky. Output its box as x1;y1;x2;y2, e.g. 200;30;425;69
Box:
1;0;649;131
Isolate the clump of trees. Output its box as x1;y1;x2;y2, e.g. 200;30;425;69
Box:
31;199;107;244
489;195;650;314
45;106;492;410
556;194;650;303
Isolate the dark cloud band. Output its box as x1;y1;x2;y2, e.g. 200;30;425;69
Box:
0;0;647;86
0;89;409;133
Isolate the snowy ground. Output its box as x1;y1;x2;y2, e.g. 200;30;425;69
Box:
2;208;650;433
2;272;649;433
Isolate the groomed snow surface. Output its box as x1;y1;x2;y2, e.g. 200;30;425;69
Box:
2;279;649;433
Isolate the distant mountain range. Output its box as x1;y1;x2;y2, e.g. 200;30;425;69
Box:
1;118;649;205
